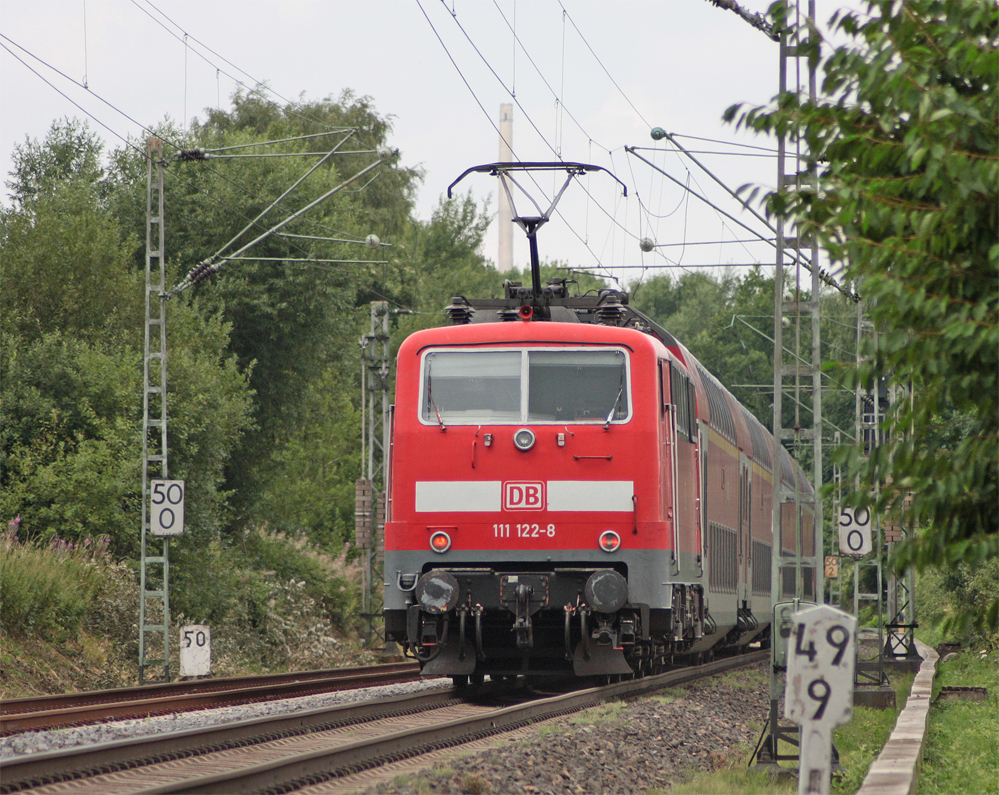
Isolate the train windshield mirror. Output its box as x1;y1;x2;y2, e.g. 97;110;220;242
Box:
527;350;628;422
421;348;630;425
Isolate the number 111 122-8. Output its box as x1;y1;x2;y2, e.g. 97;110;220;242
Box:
493;523;556;538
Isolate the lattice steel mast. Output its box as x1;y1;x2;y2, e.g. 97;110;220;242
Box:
757;0;825;768
139;138;171;684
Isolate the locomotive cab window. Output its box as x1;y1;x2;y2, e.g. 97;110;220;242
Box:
528;350;627;422
421;348;630;425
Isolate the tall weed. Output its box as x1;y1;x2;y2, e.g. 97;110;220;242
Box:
0;527;112;640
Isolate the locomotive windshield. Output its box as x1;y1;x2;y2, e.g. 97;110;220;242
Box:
422;348;629;425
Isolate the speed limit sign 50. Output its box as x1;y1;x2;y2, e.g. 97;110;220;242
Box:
150;479;185;536
838;505;872;557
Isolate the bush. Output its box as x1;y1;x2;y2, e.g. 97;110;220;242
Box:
0;526;118;641
240;527;363;631
917;561;999;651
167;526;370;674
0;520;373;685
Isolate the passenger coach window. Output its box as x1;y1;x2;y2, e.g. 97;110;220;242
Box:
421;348;629;425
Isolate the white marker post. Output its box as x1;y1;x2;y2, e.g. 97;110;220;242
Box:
785;604;856;795
179;625;211;677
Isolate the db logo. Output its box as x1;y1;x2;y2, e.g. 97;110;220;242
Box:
503;481;545;511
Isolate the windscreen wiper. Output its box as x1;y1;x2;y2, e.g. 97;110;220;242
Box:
427;363;446;432
604;384;625;431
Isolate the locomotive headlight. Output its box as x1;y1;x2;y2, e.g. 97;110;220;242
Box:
415;570;460;614
598;530;621;553
429;530;452;553
585;569;629;613
513;428;536;451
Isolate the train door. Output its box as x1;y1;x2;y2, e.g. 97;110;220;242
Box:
659;361;678;560
697;424;707;577
738;454;752;605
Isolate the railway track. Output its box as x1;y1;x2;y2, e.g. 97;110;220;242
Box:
1;651;766;795
0;662;420;736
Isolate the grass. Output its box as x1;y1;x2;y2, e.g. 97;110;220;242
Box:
918;648;999;795
567;699;627;726
651;667;916;795
830;670;915;794
656;760;796;795
663;640;999;795
0;525;376;697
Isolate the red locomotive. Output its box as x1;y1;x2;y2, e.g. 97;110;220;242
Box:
382;164;816;681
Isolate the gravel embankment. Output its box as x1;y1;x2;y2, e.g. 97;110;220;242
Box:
0;678;451;760
368;662;771;795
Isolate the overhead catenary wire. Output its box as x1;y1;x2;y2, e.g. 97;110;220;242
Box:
197;129;359;268
128;0;370;145
431;0;673;275
195;131;358;154
0;33;341;260
663;135;859;301
556;1;652;129
1;35;412;313
171;149;396;294
227;257;389;264
180;150;385;160
664;134;778;153
626;146;772;254
17;1;814;299
418;0;620;282
5;22;389;256
423;1;784;285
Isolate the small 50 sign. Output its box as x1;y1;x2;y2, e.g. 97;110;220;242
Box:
150;479;185;536
180;624;210;677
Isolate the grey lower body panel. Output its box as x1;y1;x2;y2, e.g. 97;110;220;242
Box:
384;547;718;677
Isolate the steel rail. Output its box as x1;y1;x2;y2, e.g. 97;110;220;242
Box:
144;651;767;795
1;652;765;794
0;685;458;793
0;662;419;735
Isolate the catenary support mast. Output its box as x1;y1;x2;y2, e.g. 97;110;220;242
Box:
757;0;825;768
139;138;171;684
357;302;391;644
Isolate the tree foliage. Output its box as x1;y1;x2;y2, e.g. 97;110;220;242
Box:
1;121;253;558
5;118;106;210
726;0;998;629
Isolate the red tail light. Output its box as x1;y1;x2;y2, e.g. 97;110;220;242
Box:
599;530;621;553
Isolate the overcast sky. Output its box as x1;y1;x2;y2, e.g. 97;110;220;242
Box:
1;0;855;285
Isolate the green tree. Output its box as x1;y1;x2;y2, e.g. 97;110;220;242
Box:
1;121;253;558
389;192;498;342
1;177;142;347
114;92;424;525
5;118;106;210
632;268;772;420
726;0;998;630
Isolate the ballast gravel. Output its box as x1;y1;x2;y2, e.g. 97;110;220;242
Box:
0;678;451;760
366;662;771;795
2;663;772;795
